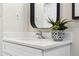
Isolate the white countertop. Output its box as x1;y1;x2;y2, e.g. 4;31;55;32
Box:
3;38;72;50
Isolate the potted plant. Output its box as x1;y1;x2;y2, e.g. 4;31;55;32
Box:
48;17;71;41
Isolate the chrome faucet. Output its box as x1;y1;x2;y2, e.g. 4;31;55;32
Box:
36;31;45;39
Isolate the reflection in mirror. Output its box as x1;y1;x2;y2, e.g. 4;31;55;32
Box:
30;3;60;28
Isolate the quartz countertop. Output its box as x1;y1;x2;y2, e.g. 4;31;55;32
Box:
3;38;72;50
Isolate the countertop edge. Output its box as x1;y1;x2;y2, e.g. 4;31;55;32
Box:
3;39;72;50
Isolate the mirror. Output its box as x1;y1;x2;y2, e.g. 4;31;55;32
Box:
30;3;60;28
72;3;79;19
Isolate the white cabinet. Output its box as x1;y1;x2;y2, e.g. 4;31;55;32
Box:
44;45;70;56
3;42;42;56
3;42;70;56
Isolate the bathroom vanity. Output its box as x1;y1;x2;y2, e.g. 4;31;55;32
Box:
3;38;72;56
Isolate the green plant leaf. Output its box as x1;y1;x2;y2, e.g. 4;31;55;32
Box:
48;17;72;30
61;20;72;25
61;19;67;23
48;17;55;25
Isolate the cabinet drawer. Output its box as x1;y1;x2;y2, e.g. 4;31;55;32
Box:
45;45;70;56
2;51;11;56
3;42;42;56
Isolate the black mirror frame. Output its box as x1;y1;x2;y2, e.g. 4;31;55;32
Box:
30;3;60;28
72;3;79;19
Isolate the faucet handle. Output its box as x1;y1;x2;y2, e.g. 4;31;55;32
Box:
39;30;42;34
36;32;40;35
36;30;41;35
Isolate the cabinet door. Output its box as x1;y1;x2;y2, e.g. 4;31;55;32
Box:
45;45;70;56
3;42;42;56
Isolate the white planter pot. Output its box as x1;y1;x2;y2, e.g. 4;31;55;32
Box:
51;30;65;41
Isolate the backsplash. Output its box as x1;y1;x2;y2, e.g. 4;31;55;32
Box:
3;32;72;41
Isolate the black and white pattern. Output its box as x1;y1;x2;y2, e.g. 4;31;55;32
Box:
51;30;65;41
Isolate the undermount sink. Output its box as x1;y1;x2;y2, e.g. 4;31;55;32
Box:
4;38;54;45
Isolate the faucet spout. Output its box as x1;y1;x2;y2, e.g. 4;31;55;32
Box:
36;31;45;39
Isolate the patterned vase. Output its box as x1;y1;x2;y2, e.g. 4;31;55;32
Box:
51;30;65;41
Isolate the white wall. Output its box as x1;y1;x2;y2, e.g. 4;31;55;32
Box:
60;3;79;56
0;3;3;56
3;3;29;32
